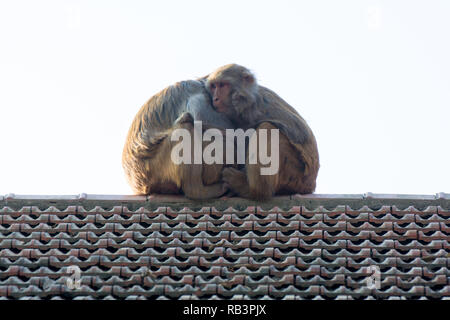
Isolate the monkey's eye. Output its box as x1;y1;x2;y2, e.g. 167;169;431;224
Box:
210;83;216;89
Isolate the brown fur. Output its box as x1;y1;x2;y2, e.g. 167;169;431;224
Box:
205;64;320;200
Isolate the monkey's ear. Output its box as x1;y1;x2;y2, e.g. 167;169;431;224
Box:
242;72;255;85
197;74;209;81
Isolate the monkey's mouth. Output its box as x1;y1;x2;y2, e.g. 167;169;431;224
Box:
214;104;226;113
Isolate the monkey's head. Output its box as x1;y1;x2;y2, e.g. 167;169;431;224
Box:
205;64;258;120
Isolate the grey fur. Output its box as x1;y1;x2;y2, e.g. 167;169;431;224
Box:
186;93;235;129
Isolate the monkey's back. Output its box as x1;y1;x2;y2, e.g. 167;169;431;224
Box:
256;86;320;182
256;86;315;145
135;80;205;135
121;81;205;191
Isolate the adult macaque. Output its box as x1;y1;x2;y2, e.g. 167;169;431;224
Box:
122;80;234;200
204;64;320;200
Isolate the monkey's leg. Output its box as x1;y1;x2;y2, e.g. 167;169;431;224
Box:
246;165;278;201
174;122;227;200
201;130;227;186
247;122;319;198
268;126;319;195
222;122;279;200
248;122;281;200
275;135;306;195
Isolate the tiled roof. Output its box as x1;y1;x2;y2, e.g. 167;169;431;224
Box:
1;193;449;300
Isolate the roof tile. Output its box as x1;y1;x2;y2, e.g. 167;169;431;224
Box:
1;195;449;299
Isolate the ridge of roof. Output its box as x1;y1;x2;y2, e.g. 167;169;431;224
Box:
1;193;449;212
2;192;449;201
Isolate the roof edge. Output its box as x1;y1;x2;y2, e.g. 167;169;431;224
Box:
2;192;449;201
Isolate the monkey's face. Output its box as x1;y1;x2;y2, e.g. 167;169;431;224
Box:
206;64;258;122
209;81;232;113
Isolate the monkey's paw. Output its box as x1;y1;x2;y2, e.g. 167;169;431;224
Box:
174;112;194;126
222;167;249;197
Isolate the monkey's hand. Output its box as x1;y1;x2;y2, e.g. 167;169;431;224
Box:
222;167;250;198
221;184;237;198
183;182;229;200
174;112;194;126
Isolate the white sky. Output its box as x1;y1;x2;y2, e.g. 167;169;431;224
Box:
0;0;449;196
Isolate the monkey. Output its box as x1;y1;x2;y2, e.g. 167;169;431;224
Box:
122;79;235;200
204;64;320;200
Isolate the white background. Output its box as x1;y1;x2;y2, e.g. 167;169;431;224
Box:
0;0;449;195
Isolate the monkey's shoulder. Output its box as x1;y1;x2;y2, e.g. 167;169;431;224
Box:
256;87;312;145
258;86;302;116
